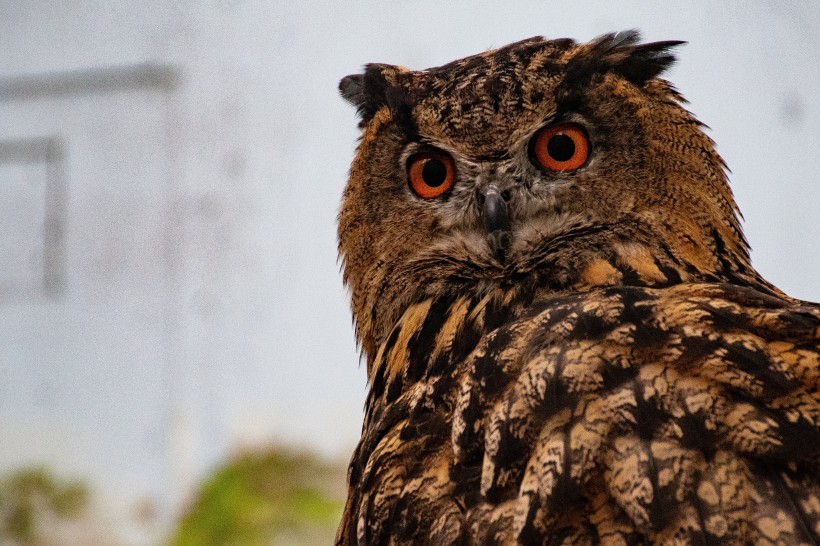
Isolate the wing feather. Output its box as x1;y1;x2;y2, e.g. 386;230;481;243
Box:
338;283;820;545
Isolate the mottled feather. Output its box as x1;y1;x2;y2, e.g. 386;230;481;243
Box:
336;32;820;545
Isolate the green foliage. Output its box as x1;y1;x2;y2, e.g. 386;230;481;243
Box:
169;448;345;546
0;467;88;544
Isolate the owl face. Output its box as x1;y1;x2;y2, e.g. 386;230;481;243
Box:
339;32;750;361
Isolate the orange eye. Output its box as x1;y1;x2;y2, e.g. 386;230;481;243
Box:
530;123;589;171
407;151;456;199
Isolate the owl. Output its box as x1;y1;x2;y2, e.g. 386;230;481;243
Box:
336;32;820;545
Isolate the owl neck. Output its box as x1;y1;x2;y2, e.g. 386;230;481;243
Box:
513;219;771;293
353;217;780;375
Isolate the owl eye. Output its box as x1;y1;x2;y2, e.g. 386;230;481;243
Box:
407;151;456;199
530;123;590;171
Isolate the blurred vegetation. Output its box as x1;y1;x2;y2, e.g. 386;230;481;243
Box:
0;467;88;544
168;447;346;546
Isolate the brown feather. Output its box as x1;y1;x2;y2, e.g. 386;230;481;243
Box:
337;32;820;545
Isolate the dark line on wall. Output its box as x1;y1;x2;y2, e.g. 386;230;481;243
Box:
0;63;182;100
0;136;66;299
0;137;63;163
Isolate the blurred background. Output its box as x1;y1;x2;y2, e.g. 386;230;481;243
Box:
0;1;817;544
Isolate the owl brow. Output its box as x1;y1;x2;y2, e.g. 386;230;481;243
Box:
412;141;510;163
474;150;512;162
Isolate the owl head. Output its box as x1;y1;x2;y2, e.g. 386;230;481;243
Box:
338;31;757;363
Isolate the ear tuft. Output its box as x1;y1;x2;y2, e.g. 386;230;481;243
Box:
339;64;405;128
615;37;686;84
566;30;685;88
339;74;366;107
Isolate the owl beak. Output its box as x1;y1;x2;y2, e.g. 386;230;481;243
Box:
481;185;511;260
482;187;510;233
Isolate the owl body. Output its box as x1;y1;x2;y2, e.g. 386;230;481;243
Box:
337;32;820;545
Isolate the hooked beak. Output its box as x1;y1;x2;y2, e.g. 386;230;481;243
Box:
481;185;512;261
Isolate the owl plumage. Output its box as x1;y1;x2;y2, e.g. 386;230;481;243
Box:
336;32;820;545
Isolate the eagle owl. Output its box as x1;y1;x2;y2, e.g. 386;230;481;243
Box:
336;32;820;545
